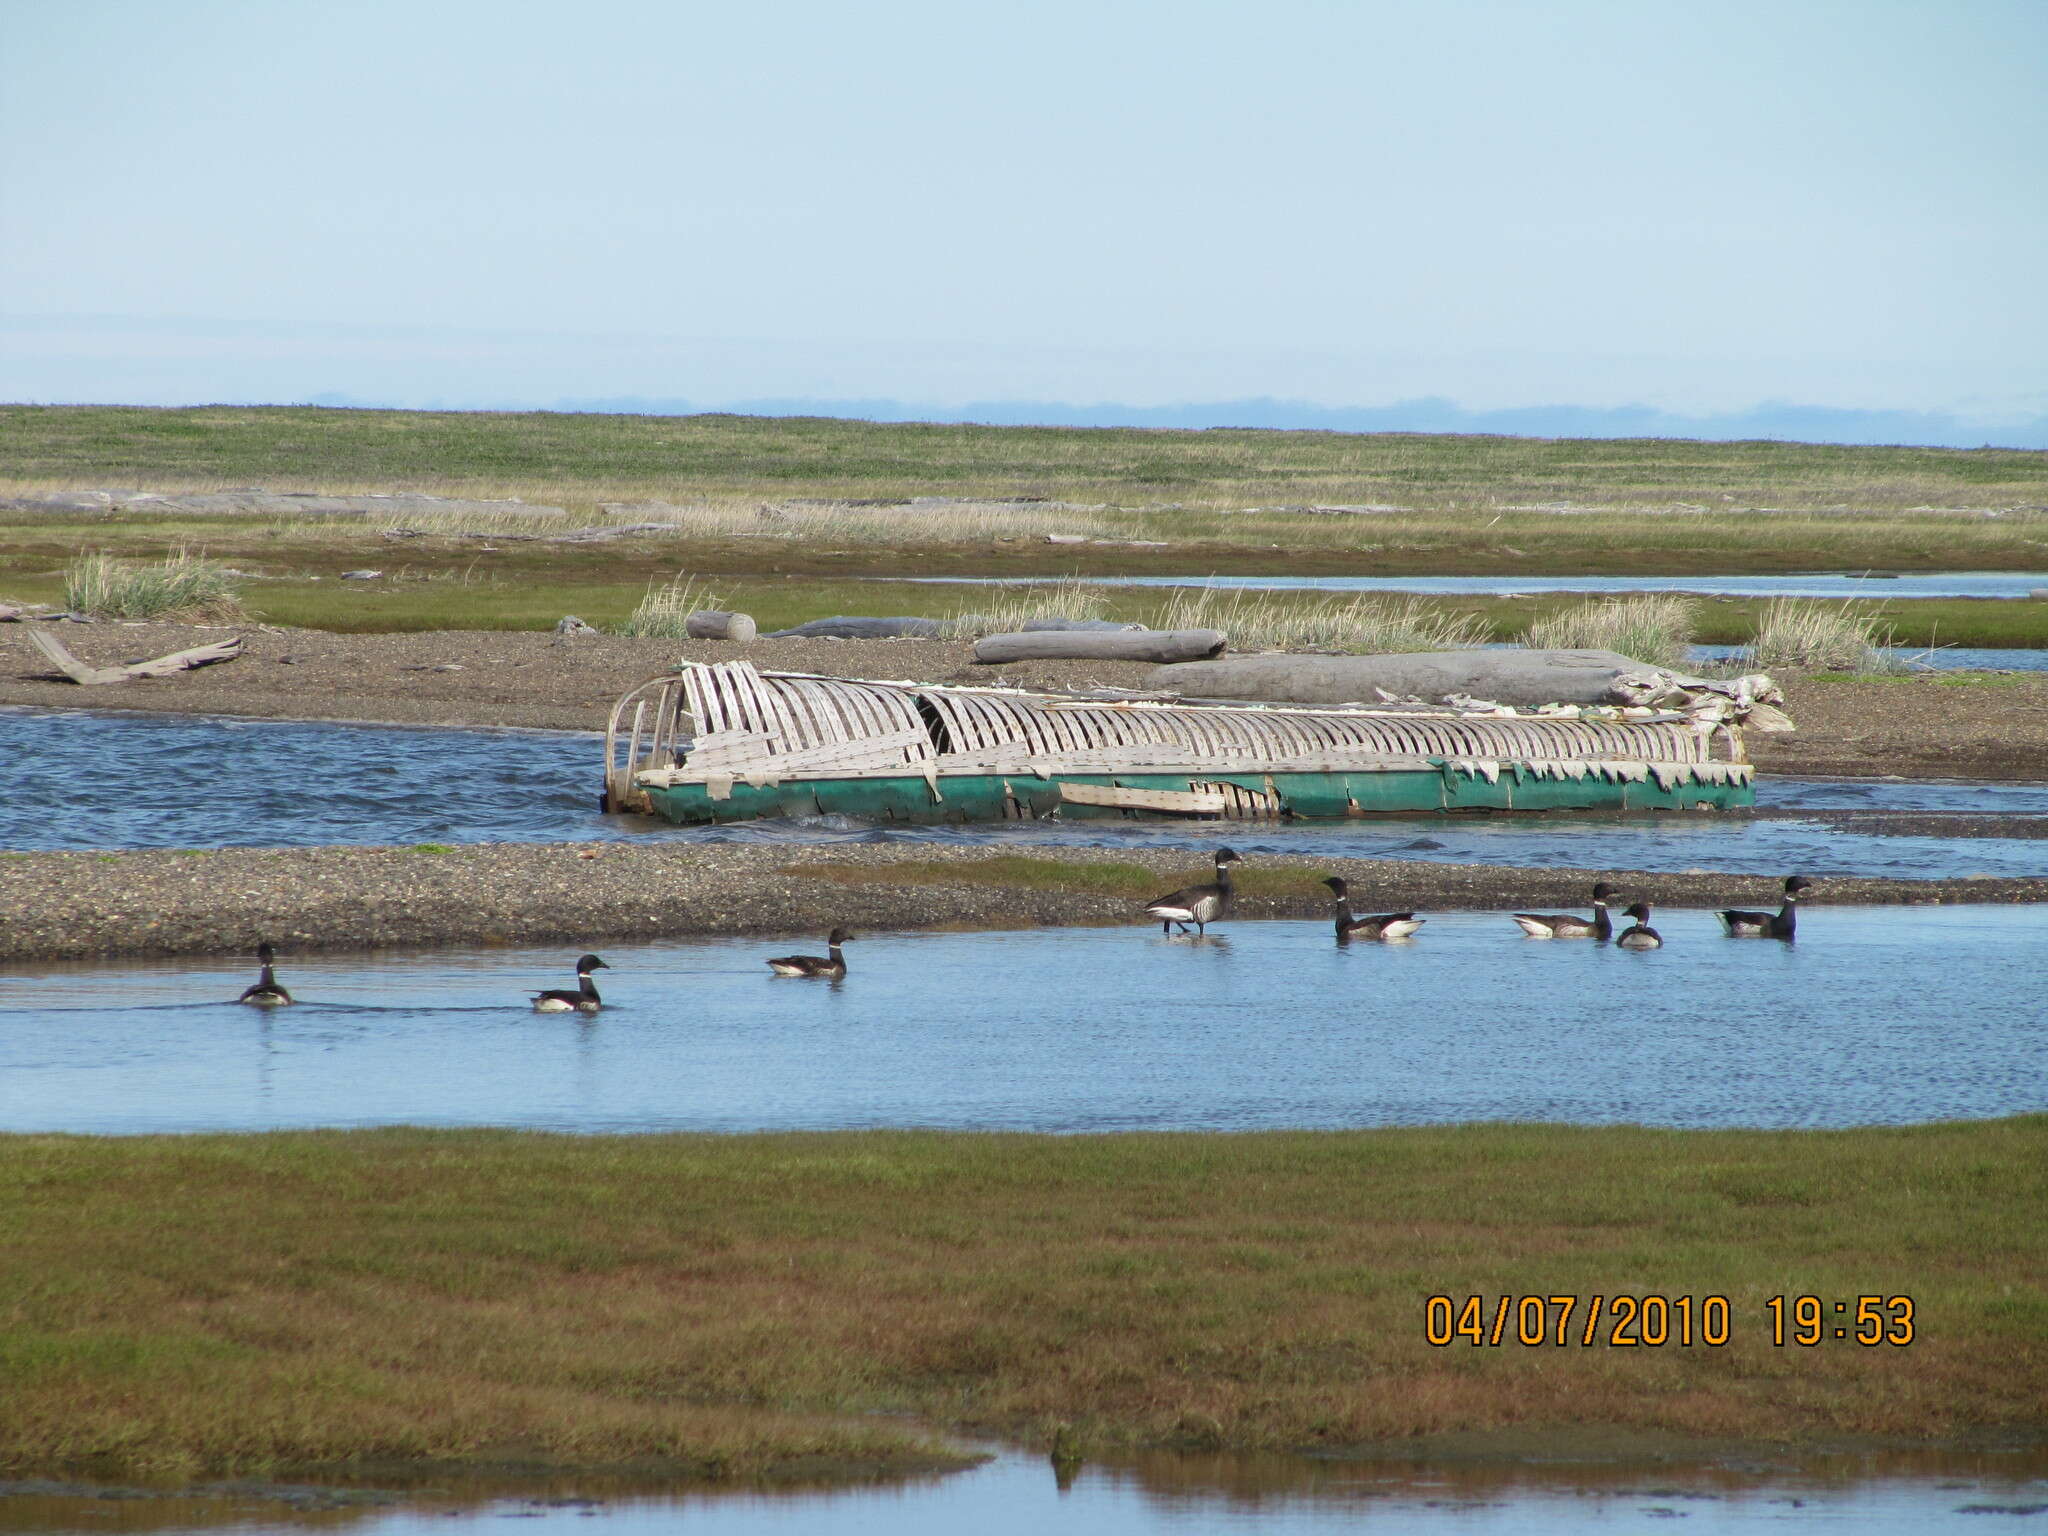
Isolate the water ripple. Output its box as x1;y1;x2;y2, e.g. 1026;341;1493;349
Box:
4;707;2044;880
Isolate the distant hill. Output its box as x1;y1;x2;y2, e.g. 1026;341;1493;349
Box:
533;394;2048;451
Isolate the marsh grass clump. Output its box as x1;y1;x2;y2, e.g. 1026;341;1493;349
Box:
1743;597;1904;672
62;548;246;621
940;576;1116;637
1156;585;1488;653
1523;594;1699;668
616;573;729;638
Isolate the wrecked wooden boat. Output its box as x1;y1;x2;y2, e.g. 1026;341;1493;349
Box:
602;660;1759;826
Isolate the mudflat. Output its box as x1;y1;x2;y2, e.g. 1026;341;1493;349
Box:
5;622;2047;780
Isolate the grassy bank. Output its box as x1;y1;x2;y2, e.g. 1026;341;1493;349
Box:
3;538;2042;648
8;405;2048;512
2;1122;2042;1480
5;405;2048;580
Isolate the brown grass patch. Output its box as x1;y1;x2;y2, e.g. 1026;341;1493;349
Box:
2;1122;2042;1479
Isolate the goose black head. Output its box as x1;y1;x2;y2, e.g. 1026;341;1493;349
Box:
1624;903;1652;920
1321;876;1349;896
1590;883;1618;901
827;928;857;944
1214;848;1242;865
1784;876;1814;895
256;942;277;963
575;954;610;973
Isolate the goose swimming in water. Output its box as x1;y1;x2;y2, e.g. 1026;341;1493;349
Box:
1512;882;1621;940
1718;876;1813;939
533;954;609;1012
1321;877;1424;940
236;942;293;1007
1143;849;1241;935
1615;903;1663;950
766;928;855;977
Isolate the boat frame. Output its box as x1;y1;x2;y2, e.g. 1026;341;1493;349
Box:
602;661;1755;825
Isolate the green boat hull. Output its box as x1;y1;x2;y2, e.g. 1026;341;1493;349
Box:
642;765;1754;826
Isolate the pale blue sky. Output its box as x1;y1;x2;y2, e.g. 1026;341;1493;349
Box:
3;0;2044;439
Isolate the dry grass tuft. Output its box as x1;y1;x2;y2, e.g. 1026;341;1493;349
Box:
61;549;247;621
1742;598;1904;673
1523;595;1699;668
939;576;1117;637
615;573;729;638
1157;585;1489;653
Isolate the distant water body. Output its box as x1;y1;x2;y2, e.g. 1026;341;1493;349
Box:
909;571;2048;600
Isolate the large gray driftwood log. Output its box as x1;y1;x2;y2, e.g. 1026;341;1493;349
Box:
685;610;757;642
1147;649;1689;707
974;628;1227;664
762;616;945;639
27;626;243;685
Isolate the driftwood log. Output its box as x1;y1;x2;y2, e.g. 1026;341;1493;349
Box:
27;626;243;685
1148;649;1706;708
973;628;1227;665
685;610;757;642
762;616;945;639
388;521;686;544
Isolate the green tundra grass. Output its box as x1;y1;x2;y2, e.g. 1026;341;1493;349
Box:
6;404;2047;514
4;404;2047;579
3;556;2040;649
2;1121;2042;1481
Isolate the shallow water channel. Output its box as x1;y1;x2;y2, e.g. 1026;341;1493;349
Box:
6;908;2042;1136
5;708;2046;879
4;1444;2046;1534
914;570;2048;600
7;713;2045;1530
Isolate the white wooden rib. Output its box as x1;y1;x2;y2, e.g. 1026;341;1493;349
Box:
648;662;1748;792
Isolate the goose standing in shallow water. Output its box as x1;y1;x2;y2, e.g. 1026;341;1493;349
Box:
767;928;854;977
533;954;609;1012
1719;876;1813;939
236;943;293;1007
1512;882;1620;940
1143;849;1241;935
1615;903;1663;950
1321;877;1424;940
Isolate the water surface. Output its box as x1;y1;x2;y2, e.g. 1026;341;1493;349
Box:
4;909;2041;1136
5;709;2044;880
1690;642;2048;671
4;1446;2044;1535
914;571;2048;600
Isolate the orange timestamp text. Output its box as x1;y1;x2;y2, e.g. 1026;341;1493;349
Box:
1424;1294;1918;1348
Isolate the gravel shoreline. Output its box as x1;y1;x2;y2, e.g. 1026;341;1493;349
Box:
5;841;2043;963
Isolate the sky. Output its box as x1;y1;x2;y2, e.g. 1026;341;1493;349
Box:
3;0;2045;443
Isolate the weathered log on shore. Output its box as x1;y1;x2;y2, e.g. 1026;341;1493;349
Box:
685;610;757;642
974;628;1226;664
1151;649;1698;707
26;626;243;685
389;521;685;544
